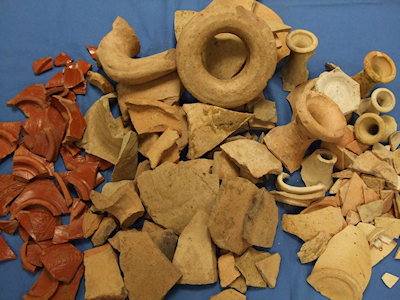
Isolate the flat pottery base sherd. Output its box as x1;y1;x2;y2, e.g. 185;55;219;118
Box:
208;177;258;255
84;244;128;300
307;225;372;300
137;161;219;234
172;208;217;285
114;230;182;300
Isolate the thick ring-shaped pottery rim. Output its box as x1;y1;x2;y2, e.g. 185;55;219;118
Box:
371;87;396;113
364;51;396;83
176;6;277;108
286;29;318;54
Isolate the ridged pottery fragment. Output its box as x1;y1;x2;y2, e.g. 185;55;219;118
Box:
183;103;252;159
172;208;218;285
307;225;371;300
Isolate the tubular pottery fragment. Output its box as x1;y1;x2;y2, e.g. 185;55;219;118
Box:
97;16;177;85
280;29;318;91
351;51;396;98
354;113;386;145
300;149;337;189
265;90;346;173
307;225;371;300
358;87;396;115
176;6;277;108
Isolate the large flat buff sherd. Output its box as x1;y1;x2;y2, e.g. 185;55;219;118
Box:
137;161;219;234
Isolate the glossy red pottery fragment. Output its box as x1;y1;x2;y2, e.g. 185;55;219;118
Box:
41;243;84;283
45;72;64;89
19;225;30;242
0;121;21;162
76;58;92;75
54;172;73;206
68;198;88;240
32;57;53;75
23;267;59;300
60;146;86;171
0;220;19;235
54;52;73;67
49;263;84;300
65;161;99;200
63;68;84;89
52;225;69;244
71;80;87;95
7;84;48;117
54;97;86;144
0;233;17;261
30;209;57;242
10;179;69;218
45;86;65;98
85;152;113;171
65;90;77;101
26;241;44;267
0;174;27;217
12;144;55;182
86;46;98;60
20;241;39;273
15;210;36;239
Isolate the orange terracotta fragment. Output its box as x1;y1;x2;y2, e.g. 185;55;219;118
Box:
12;144;55;181
72;80;87;95
7;84;48;117
49;263;84;300
23;268;59;300
63;68;84;89
0;121;21;162
54;173;73;206
0;174;27;217
76;58;92;75
54;97;86;144
41;243;84;283
64;161;99;200
68;199;88;240
0;220;19;235
45;72;64;88
54;52;73;67
20;241;39;273
15;210;35;239
52;225;69;244
9;179;69;218
16;208;57;242
85;152;113;171
0;233;17;261
32;57;53;75
26;241;44;267
19;226;31;242
62;142;81;157
65;90;77;101
60;146;86;171
94;171;105;189
86;46;98;60
23;120;61;162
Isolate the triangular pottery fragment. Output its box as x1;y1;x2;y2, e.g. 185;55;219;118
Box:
381;273;399;288
255;253;281;288
341;172;366;216
218;252;241;288
112;131;138;181
221;139;282;178
212;151;240;179
235;247;269;288
183;103;252;159
126;99;181;135
146;128;180;169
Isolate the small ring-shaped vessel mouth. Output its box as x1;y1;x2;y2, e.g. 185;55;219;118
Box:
371;87;396;113
354;112;386;145
286;29;318;54
296;90;346;142
364;51;396;84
